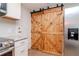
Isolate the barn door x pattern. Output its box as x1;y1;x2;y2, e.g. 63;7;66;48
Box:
31;7;64;55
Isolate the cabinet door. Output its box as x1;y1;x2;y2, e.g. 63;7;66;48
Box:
14;39;28;56
15;13;28;41
3;3;21;19
15;46;28;56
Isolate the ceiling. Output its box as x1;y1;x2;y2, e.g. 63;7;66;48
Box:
22;3;79;11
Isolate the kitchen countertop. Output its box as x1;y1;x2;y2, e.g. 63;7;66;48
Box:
0;35;28;41
0;36;15;40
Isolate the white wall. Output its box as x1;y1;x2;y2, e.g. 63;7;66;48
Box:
0;17;16;37
21;5;31;49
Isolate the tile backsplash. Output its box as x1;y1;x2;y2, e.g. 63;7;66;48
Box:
0;17;16;37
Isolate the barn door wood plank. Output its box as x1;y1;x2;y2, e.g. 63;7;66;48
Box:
31;6;64;56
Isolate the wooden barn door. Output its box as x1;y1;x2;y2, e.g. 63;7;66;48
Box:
42;7;64;55
31;7;64;55
31;12;44;50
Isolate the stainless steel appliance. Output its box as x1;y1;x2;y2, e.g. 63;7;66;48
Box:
64;5;79;56
0;38;14;56
0;3;7;16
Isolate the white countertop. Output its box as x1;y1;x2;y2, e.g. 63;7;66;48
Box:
0;35;28;41
0;35;16;40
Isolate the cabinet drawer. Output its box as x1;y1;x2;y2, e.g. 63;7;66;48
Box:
15;39;28;48
15;46;28;56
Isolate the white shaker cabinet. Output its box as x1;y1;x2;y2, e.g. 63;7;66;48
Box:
14;39;28;56
14;5;31;56
2;3;21;20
